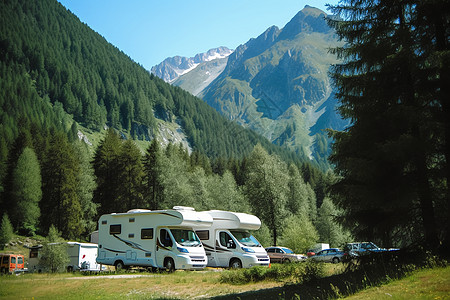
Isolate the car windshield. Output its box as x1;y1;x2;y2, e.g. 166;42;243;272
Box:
282;248;294;254
170;229;201;247
230;230;260;247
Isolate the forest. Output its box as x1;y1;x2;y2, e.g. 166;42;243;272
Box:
0;0;337;251
1;0;449;255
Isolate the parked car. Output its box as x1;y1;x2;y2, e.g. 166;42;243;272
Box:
344;242;399;259
308;248;344;263
265;246;306;263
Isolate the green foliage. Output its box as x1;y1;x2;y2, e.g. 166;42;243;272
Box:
279;214;318;254
0;214;14;249
327;0;449;249
245;144;289;245
219;261;325;285
11;147;42;235
39;225;69;273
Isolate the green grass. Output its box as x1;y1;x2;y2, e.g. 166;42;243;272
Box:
345;266;450;300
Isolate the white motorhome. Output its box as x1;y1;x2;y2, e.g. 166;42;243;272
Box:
28;242;103;272
96;206;212;271
193;210;270;268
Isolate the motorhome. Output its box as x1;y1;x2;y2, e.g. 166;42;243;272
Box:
0;253;25;274
28;242;103;272
96;206;212;271
193;210;270;268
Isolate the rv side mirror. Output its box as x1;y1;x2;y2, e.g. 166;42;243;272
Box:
227;240;236;249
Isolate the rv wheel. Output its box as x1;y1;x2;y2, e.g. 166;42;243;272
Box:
164;258;175;273
230;258;242;269
114;260;125;271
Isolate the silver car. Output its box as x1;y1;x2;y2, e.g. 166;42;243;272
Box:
308;248;344;263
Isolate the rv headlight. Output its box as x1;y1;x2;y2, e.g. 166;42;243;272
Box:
242;247;255;253
177;247;189;253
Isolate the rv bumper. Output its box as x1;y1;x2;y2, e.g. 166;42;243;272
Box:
241;254;270;268
177;254;208;270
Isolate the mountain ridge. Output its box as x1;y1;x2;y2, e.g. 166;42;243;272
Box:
156;5;347;168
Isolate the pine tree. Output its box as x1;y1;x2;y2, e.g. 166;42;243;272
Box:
143;139;165;210
327;0;445;248
41;133;82;240
0;214;14;250
11;147;41;235
116;139;144;211
93;128;122;215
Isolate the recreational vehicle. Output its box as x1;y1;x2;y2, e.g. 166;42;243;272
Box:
28;242;102;272
96;206;212;271
193;210;270;268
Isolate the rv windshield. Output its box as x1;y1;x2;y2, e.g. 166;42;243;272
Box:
170;229;201;247
230;230;260;247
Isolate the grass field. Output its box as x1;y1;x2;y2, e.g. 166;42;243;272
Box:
0;265;448;300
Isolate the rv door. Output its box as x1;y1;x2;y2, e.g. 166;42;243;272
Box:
156;228;173;269
217;231;236;267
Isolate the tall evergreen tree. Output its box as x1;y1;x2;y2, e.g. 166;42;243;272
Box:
327;0;446;248
11;147;41;235
116;139;144;211
143;139;164;210
93;128;122;215
41;133;82;240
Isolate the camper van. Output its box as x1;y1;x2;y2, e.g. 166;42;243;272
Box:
28;242;103;272
96;206;212;271
0;253;25;274
193;210;270;268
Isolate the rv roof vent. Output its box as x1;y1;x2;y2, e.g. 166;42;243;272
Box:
127;209;152;213
173;206;195;211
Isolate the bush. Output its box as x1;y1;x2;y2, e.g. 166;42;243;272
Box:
219;261;325;285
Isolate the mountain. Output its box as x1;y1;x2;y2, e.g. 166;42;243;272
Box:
153;6;347;168
150;47;233;83
0;0;308;165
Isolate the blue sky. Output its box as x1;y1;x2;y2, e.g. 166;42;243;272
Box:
58;0;337;71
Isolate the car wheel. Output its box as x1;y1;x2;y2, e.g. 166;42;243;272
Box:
114;260;125;271
230;258;242;269
164;258;175;273
332;257;340;264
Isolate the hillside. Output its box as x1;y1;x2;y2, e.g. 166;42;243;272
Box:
0;0;307;162
155;6;348;169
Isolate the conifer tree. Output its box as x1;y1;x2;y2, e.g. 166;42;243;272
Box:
11;147;41;235
327;0;445;247
0;214;13;250
143;139;165;210
93;128;122;215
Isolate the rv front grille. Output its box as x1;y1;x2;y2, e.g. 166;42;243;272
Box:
190;256;206;262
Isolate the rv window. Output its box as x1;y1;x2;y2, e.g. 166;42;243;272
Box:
102;220;107;225
141;228;153;239
30;249;39;258
219;232;235;248
128;233;134;238
109;224;121;234
129;218;135;223
160;229;173;247
196;230;209;240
